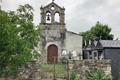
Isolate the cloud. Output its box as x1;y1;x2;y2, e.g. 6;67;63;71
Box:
1;0;120;39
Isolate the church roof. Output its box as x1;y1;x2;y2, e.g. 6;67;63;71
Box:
67;31;80;36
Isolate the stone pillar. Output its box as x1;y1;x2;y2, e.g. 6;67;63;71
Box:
51;13;55;23
40;7;46;23
41;12;46;23
60;13;65;24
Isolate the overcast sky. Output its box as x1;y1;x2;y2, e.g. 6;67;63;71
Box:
1;0;120;39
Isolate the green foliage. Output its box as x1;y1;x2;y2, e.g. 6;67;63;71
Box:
0;4;40;76
91;22;113;40
80;22;114;46
87;69;112;80
70;72;80;80
80;31;94;46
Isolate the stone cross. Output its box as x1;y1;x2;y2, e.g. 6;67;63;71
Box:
52;0;55;2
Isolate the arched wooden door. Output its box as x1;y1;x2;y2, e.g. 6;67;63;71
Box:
47;44;58;64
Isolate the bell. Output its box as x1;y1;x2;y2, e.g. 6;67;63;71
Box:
47;16;50;21
47;14;50;21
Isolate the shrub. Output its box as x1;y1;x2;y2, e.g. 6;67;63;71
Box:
87;69;112;80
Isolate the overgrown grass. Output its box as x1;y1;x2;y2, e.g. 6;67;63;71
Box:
41;63;67;78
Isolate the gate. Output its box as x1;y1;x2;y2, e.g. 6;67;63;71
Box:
40;63;67;80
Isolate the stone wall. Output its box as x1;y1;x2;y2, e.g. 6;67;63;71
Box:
0;61;41;80
16;61;41;80
71;60;111;80
0;60;111;80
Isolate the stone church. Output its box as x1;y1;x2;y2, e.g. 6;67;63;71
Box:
37;1;83;64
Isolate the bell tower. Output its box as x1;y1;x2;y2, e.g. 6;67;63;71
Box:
40;1;65;35
40;1;66;63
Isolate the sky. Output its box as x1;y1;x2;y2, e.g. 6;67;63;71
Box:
1;0;120;39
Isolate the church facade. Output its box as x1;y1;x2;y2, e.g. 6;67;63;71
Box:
37;1;83;63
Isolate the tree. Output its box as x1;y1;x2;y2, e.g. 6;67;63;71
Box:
87;69;112;80
80;31;94;46
80;22;114;46
91;22;113;40
0;4;40;76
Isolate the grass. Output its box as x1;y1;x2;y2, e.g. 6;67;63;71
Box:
41;63;67;78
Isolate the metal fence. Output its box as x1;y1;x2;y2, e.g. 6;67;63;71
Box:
40;59;76;80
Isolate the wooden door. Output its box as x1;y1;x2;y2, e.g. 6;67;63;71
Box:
47;44;58;64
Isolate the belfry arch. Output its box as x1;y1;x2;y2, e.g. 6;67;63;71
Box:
46;11;52;23
54;12;60;22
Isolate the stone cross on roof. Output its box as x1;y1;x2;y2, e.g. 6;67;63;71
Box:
52;0;55;2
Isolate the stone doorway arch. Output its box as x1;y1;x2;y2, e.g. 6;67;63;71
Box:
47;44;58;64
